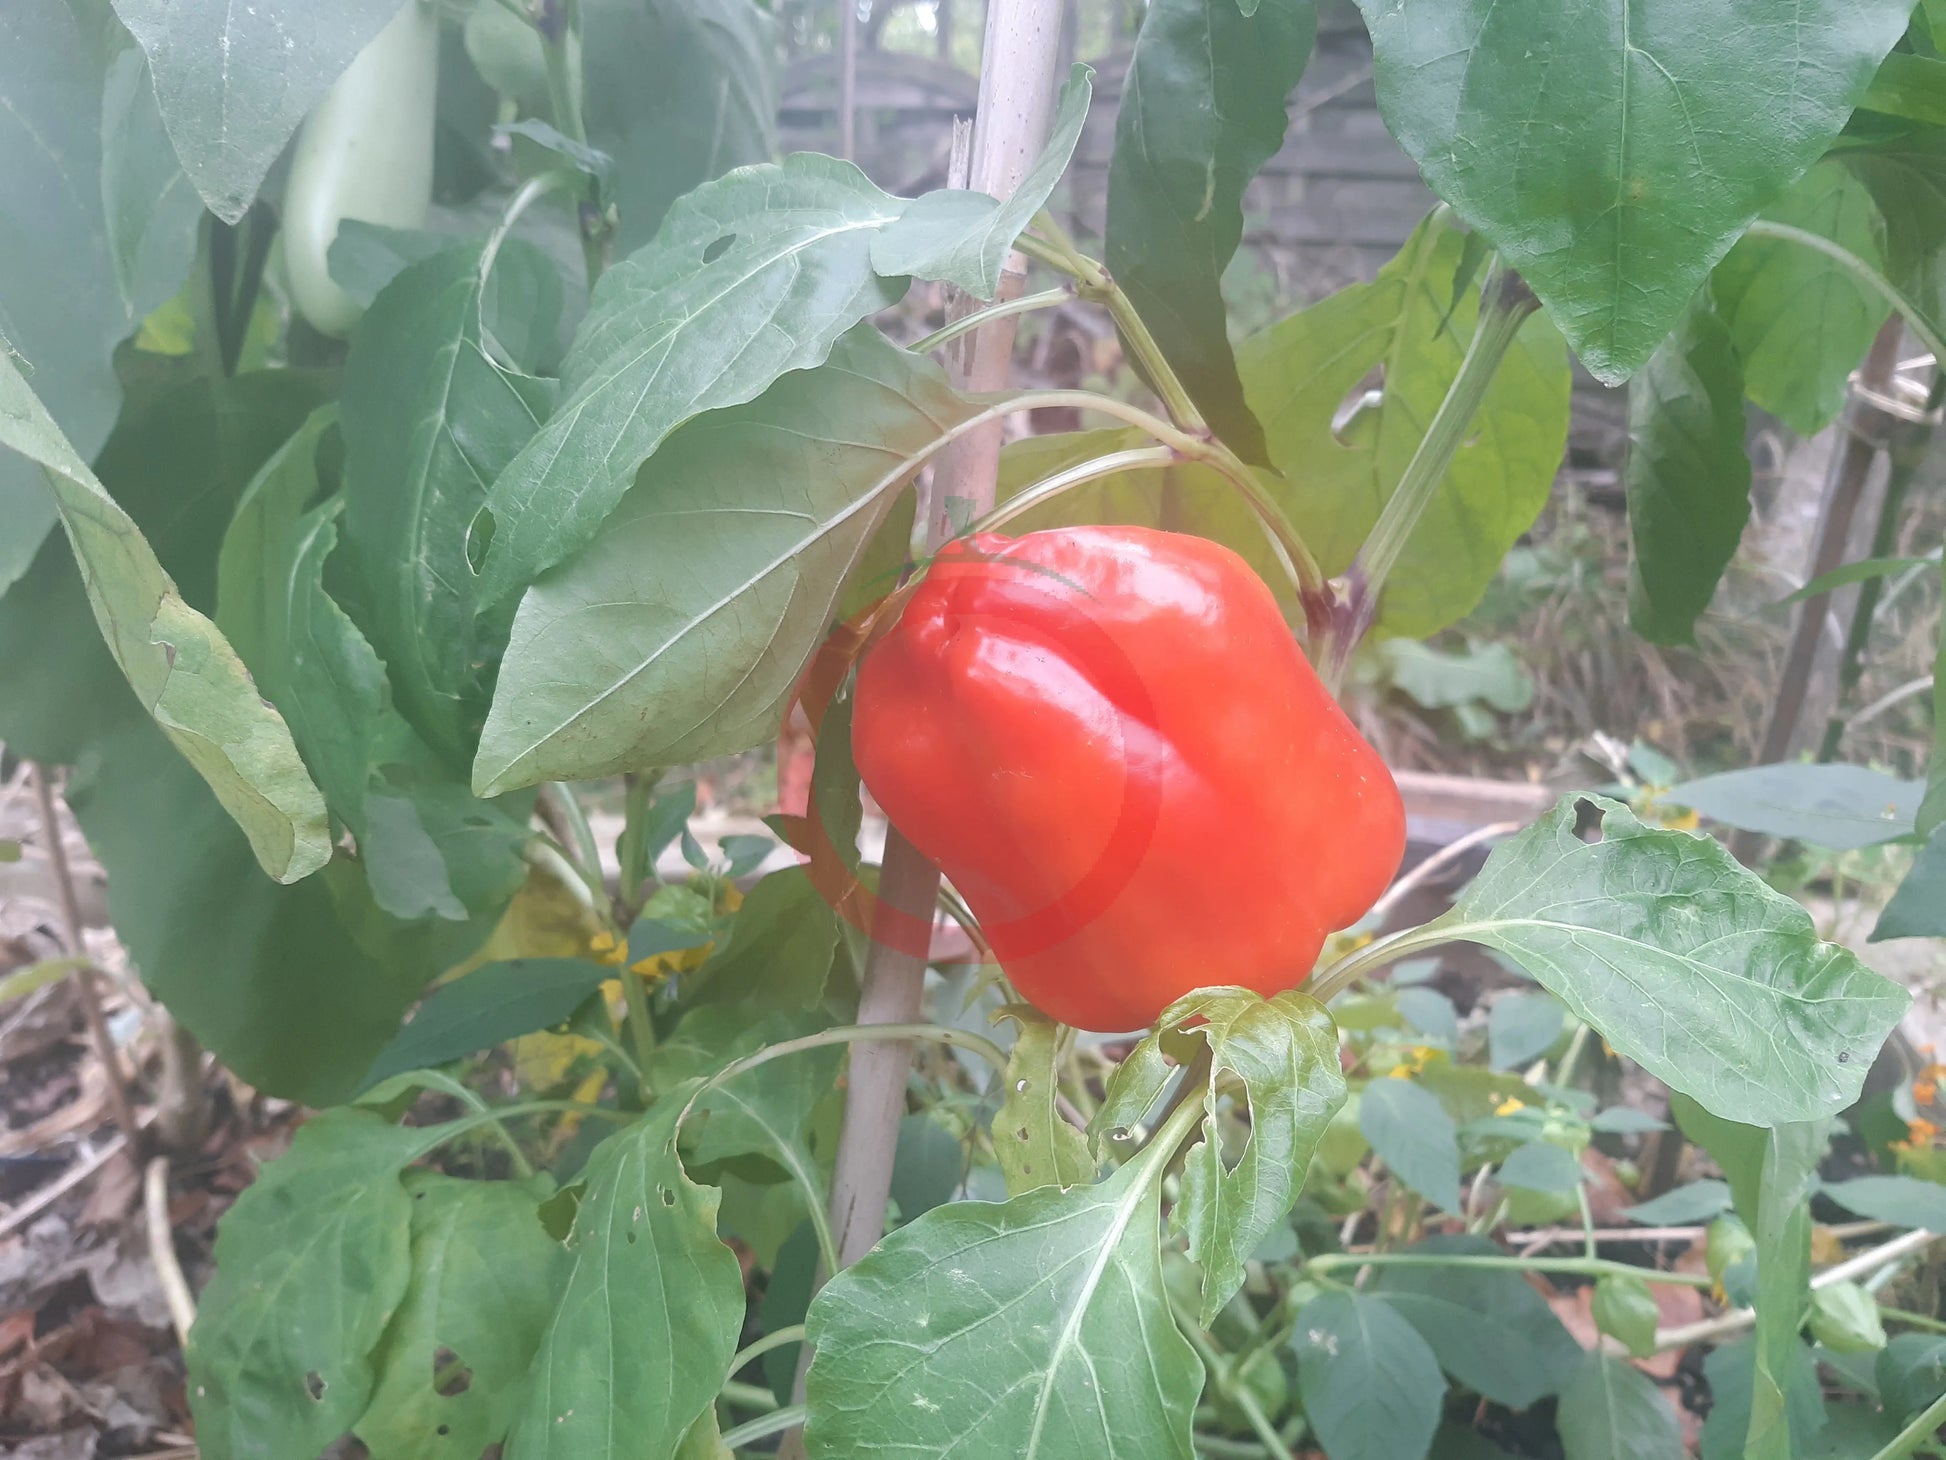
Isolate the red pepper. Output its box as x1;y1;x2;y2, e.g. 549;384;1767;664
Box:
852;525;1406;1031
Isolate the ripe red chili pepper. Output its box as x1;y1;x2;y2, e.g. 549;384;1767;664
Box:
851;525;1406;1031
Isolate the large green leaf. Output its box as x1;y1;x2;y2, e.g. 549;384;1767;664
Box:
1821;1174;1946;1232
502;1097;744;1460
584;0;781;255
1237;211;1571;637
1712;162;1890;436
1437;796;1908;1125
1874;825;1946;940
361;958;615;1091
1105;0;1314;464
1624;290;1751;646
355;1173;570;1460
993;1005;1094;1196
100;43;204;320
804;1136;1203;1459
1354;0;1911;382
1368;1235;1581;1409
1292;1289;1445;1460
1666;764;1923;850
476;155;909;603
0;353;331;882
475;326;981;792
1556;1352;1683;1460
1699;1339;1826;1460
188;1109;431;1460
1746;1122;1827;1460
341;242;558;767
873;65;1093;301
109;0;406;222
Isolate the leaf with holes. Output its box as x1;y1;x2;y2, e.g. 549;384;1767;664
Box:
501;1095;744;1460
993;1005;1094;1196
1355;0;1912;381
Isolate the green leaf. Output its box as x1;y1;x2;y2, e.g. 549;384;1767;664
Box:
1556;1351;1684;1460
109;0;406;222
992;1005;1095;1196
1874;824;1946;940
1622;1179;1733;1226
1713;162;1890;436
873;65;1093;300
1845;128;1946;345
342;242;558;767
100;43;203;321
803;1137;1203;1459
1396;986;1460;1046
659;1007;840;1190
1487;991;1564;1072
1666;764;1923;850
502;1097;744;1459
1104;0;1314;463
1863;53;1946;126
360;958;615;1091
1789;554;1939;603
475;326;981;791
1700;1339;1826;1460
1358;1077;1462;1215
1928;560;1946;836
1367;1235;1582;1408
188;1109;431;1460
1592;1274;1660;1360
688;867;841;1013
1822;1174;1946;1232
1878;1333;1946;1423
1354;0;1911;382
1500;1140;1584;1195
584;0;781;255
1438;796;1909;1126
1292;1289;1445;1460
1809;1283;1888;1356
477;154;910;603
1623;290;1751;645
1378;640;1534;715
0;349;331;882
355;1173;570;1460
1747;1121;1827;1459
1237;210;1571;637
1590;1107;1669;1135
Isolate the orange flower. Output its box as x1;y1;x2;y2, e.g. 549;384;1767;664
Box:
1908;1118;1939;1148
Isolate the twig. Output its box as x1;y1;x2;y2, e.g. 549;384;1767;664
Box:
1366;820;1522;927
0;1134;129;1238
144;1156;196;1343
33;764;140;1147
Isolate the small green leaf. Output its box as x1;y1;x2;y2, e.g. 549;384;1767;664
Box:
502;1096;744;1459
688;868;840;1013
360;959;616;1091
1359;1077;1462;1215
1439;796;1909;1126
1292;1289;1445;1460
1500;1141;1584;1195
1821;1174;1946;1233
1355;0;1912;382
1487;991;1563;1072
1592;1274;1660;1360
1666;765;1922;850
354;1173;570;1459
1624;291;1751;646
1556;1351;1684;1460
1874;825;1946;941
1622;1180;1733;1226
1671;1092;1768;1225
1809;1283;1888;1356
1105;0;1316;462
1878;1333;1946;1423
872;65;1092;300
188;1110;432;1460
804;1139;1203;1458
992;1005;1094;1196
1395;987;1460;1046
1590;1107;1669;1136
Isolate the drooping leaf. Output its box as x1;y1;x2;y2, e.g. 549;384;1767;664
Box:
1292;1289;1445;1460
0;350;331;882
1486;991;1564;1072
1437;796;1909;1126
1747;1121;1827;1460
1624;290;1751;645
873;65;1093;301
341;242;559;767
992;1005;1095;1196
1358;1077;1462;1215
1105;0;1314;463
355;1173;571;1460
803;1140;1203;1460
584;0;781;255
476;327;981;791
109;0;407;222
1368;1235;1581;1408
1712;161;1890;436
1354;0;1912;382
188;1109;432;1460
1237;210;1572;637
1873;824;1946;941
1699;1339;1826;1460
360;958;616;1091
1665;764;1923;850
1556;1352;1684;1460
502;1097;745;1460
477;155;910;603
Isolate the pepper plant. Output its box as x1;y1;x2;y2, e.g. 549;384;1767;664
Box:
2;0;1945;1457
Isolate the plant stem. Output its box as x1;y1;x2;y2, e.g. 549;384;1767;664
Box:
1306;1250;1714;1289
619;967;658;1097
1323;259;1539;683
729;1325;808;1376
721;1380;780;1410
977;445;1179;533
616;768;662;914
912;287;1072;354
1869;1387;1946;1460
1883;1306;1946;1336
1309;918;1461;1004
1176;1319;1296;1460
722;1404;808;1450
1745;220;1946;366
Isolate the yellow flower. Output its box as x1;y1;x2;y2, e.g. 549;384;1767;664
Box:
1495;1096;1526;1117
